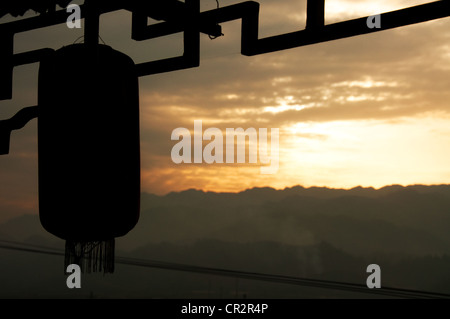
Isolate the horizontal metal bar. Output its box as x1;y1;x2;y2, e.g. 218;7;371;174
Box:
132;0;450;57
13;48;54;67
250;0;450;55
0;0;204;35
135;0;200;77
196;1;260;55
141;1;258;39
0;6;83;34
132;13;223;40
0;2;127;35
3;1;450;75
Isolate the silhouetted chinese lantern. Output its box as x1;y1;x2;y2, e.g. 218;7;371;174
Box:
38;44;140;273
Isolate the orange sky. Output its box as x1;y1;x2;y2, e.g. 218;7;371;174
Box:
1;0;450;221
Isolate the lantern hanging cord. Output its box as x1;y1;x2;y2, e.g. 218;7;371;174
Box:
72;35;106;45
73;35;84;44
98;35;106;45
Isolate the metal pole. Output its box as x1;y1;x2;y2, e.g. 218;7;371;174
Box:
306;0;325;29
84;0;100;55
0;32;13;100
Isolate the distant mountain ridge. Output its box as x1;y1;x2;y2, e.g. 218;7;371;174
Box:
3;184;450;254
143;184;450;204
2;184;450;297
134;184;450;256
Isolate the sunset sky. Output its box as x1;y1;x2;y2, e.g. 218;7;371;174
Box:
1;0;450;222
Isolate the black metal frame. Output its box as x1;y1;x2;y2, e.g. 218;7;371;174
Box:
1;0;450;154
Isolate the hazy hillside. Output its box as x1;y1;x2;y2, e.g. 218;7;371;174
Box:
1;184;450;298
123;185;450;256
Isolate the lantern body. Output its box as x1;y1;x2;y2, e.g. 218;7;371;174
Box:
37;44;140;271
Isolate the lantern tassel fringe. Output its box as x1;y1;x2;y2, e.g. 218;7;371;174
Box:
65;239;115;274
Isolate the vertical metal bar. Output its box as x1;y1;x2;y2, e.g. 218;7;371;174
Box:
0;106;39;155
184;0;200;66
306;0;325;29
13;48;54;67
84;0;100;54
131;11;148;41
0;32;13;100
0;125;12;155
241;1;260;55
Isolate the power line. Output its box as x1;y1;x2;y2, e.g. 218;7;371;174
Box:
114;256;450;299
0;239;449;299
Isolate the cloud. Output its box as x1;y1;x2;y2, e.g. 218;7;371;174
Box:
2;0;450;203
137;11;450;131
